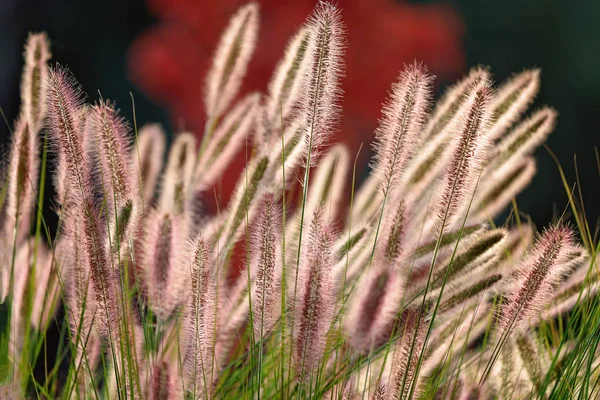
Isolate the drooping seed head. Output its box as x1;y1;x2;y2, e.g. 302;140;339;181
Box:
204;2;259;121
371;63;433;196
21;32;51;133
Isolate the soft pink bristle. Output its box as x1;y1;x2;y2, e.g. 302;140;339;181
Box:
21;32;51;134
89;99;134;207
385;309;427;400
266;26;313;128
158;133;196;215
486;69;540;142
204;2;260;121
182;234;217;397
371;63;433;196
78;199;119;340
195;93;260;190
293;206;336;381
436;84;494;231
249;193;282;339
143;209;187;321
345;261;405;352
298;1;346;165
46;66;90;198
501;224;581;333
5;117;39;245
132;123;166;207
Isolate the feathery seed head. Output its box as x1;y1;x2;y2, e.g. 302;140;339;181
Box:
385;308;427;400
205;2;259;121
501;224;580;333
249;193;282;338
299;1;346;164
132;123;166;206
491;107;557;168
436;83;494;231
183;233;217;396
487;69;540;142
158;133;196;214
422;66;491;141
472;156;536;222
345;261;406;352
266;26;313;127
89;99;133;206
143;209;187;321
294;206;336;381
5;117;39;245
196;93;260;190
46;66;90;198
21;32;51;134
372;63;433;195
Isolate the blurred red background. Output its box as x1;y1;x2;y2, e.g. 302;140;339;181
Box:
128;0;465;210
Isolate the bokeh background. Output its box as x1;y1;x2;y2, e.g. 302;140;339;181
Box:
1;0;599;231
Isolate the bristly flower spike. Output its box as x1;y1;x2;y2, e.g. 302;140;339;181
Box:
293;206;336;382
371;63;433;196
182;234;216;397
249;193;282;339
501;224;581;334
421;66;490;141
489;107;557;169
89;99;134;207
266;26;313;128
46;66;90;198
486;69;540;142
195;93;260;190
471;156;536;222
158;133;196;215
89;99;139;250
21;32;51;134
436;83;493;232
385;308;427;400
142;209;187;321
132;123;166;207
345;200;407;351
299;1;346;165
5;117;39;246
204;2;259;122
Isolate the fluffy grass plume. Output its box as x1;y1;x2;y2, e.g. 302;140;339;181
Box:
2;4;600;399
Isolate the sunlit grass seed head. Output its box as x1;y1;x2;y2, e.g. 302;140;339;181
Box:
2;2;600;399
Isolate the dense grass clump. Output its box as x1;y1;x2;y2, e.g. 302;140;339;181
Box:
1;3;600;399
